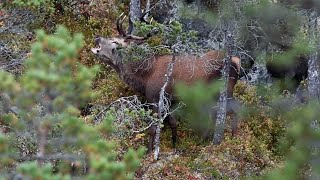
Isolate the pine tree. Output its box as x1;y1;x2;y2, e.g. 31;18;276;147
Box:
0;26;144;179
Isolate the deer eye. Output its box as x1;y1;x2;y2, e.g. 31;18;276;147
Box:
112;48;116;54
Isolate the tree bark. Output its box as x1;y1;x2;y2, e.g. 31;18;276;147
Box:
37;125;47;166
128;0;141;34
213;30;235;144
154;55;176;160
307;12;320;101
308;11;320;179
144;0;150;20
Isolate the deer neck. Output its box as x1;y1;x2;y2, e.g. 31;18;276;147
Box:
118;63;148;95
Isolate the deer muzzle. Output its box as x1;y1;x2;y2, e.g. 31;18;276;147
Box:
91;36;101;54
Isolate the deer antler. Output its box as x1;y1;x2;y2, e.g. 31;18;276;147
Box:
125;35;147;40
116;12;124;35
116;12;127;37
117;12;152;40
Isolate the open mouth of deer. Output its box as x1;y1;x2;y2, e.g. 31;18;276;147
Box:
91;36;101;54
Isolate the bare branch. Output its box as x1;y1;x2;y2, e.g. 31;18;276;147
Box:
154;54;176;160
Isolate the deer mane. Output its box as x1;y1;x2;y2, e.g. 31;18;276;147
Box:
121;54;157;75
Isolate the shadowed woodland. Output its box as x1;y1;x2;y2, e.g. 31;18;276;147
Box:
0;0;320;179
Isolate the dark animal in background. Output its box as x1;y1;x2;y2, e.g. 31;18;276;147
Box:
266;53;308;92
80;103;93;116
91;14;241;153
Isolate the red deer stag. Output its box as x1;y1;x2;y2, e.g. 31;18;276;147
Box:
91;14;241;153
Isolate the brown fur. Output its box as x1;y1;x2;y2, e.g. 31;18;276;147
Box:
92;36;240;153
120;51;239;102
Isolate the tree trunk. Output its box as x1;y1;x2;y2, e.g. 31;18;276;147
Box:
37;125;47;166
128;0;141;34
308;12;320;101
144;0;150;20
308;11;320;179
154;55;176;160
213;30;235;144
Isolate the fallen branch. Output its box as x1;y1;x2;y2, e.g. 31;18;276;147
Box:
93;95;159;138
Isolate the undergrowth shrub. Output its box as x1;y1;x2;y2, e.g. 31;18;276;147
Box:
234;81;287;156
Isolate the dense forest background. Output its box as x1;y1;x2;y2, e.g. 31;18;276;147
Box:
0;0;319;179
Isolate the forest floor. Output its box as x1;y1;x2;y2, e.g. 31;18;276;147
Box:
0;4;284;179
133;119;282;179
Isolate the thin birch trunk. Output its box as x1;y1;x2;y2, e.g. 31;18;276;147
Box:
213;31;234;144
154;55;176;160
308;11;320;179
129;0;141;34
145;0;150;19
308;12;320;101
37;125;47;166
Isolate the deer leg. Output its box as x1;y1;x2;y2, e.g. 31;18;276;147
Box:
227;98;240;137
201;106;216;141
211;105;218;131
147;105;159;154
168;115;177;148
147;124;156;154
231;111;238;136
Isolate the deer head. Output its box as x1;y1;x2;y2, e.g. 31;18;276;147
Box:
91;13;148;66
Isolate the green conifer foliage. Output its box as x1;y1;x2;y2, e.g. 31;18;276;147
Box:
0;26;144;179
